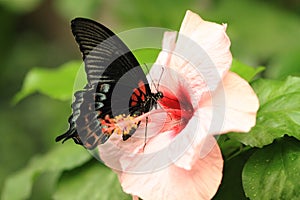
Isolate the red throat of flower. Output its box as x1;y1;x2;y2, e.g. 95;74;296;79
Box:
157;86;194;137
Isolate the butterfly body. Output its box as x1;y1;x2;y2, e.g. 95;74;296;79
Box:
55;18;163;149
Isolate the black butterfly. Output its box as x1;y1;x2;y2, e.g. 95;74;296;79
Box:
55;18;163;149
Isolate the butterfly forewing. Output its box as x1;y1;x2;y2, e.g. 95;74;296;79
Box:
71;18;145;85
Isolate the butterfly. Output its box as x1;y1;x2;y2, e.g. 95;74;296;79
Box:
55;18;163;149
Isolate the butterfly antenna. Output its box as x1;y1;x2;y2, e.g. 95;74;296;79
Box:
143;63;158;92
157;67;164;90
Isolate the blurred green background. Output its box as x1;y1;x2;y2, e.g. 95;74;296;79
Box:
0;0;299;198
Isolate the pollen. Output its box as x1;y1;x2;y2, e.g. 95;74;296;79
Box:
99;114;139;136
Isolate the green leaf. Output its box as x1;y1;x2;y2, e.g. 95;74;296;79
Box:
2;168;35;200
242;137;300;200
13;61;82;104
2;143;91;200
213;149;254;200
217;135;244;160
30;171;62;200
230;59;265;82
229;76;300;147
54;160;131;200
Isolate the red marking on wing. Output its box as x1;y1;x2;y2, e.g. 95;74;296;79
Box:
130;80;148;105
138;80;146;93
138;80;147;101
131;101;137;106
134;88;141;96
131;93;138;102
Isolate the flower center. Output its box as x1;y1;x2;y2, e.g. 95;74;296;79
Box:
157;86;194;135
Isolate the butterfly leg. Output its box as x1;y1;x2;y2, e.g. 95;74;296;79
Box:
142;116;148;151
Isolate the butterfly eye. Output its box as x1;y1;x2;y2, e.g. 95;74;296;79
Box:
158;92;163;99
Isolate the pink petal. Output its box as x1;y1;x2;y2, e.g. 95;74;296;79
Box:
118;136;223;200
154;31;177;67
199;71;259;134
160;109;206;170
132;195;139;200
169;10;231;93
151;10;232;108
171;120;216;170
178;10;232;80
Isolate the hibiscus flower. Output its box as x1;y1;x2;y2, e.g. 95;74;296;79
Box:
98;10;259;200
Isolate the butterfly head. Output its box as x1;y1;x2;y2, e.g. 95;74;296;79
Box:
154;91;163;101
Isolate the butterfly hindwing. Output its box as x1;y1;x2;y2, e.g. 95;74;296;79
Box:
56;85;112;149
